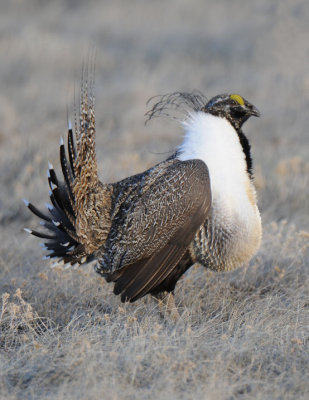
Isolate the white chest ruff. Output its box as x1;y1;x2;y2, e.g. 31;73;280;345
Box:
177;112;261;270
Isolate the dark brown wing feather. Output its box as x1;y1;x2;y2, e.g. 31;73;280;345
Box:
105;159;211;302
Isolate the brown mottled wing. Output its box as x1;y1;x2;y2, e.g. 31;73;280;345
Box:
106;159;211;302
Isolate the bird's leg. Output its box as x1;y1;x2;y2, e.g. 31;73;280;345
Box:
153;291;180;322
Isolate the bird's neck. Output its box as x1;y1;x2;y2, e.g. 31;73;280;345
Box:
177;112;254;214
177;111;261;271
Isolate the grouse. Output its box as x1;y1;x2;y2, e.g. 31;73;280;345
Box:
24;82;262;306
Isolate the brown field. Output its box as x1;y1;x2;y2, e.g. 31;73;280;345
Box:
1;1;308;399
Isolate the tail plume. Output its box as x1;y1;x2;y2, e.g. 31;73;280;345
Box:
25;73;112;265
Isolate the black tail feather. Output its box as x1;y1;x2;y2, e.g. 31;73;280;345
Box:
24;130;90;265
27;202;51;222
27;229;57;240
49;190;75;228
49;189;65;214
48;164;59;187
67;127;76;178
60;141;74;202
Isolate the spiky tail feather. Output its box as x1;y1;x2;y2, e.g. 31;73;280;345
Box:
24;73;108;265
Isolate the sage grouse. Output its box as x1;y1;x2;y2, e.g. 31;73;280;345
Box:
24;85;262;304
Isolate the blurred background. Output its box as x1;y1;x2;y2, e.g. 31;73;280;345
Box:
1;0;309;231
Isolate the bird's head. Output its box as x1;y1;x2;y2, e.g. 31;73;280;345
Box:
203;94;260;131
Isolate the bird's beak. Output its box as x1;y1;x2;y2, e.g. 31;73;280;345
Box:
248;105;260;117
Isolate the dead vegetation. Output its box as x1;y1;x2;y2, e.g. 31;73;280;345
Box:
1;222;308;399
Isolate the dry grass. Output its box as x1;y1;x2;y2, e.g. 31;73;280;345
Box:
1;224;308;399
1;1;309;399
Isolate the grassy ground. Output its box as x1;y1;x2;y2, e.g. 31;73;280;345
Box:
1;1;309;399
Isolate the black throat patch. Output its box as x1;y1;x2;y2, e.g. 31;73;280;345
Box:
236;128;253;179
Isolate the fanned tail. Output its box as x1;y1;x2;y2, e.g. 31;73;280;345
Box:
25;71;112;265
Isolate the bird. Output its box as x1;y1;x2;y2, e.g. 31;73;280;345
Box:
24;80;262;311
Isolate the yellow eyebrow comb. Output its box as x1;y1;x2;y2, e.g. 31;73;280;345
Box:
230;94;245;106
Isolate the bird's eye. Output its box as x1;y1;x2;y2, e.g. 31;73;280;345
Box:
230;105;246;118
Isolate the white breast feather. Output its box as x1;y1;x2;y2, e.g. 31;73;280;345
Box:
177;111;262;269
177;112;255;221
